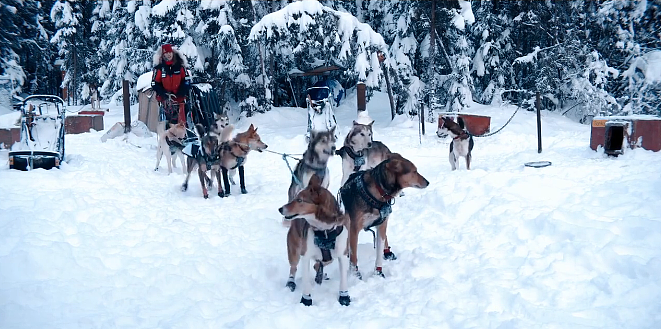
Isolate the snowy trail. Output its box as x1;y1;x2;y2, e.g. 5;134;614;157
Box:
1;92;661;328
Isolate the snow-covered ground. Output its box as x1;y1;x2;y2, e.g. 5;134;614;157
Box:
1;91;660;329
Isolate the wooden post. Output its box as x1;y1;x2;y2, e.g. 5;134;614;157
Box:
357;82;366;114
536;92;542;153
378;52;396;120
123;80;131;133
420;100;425;135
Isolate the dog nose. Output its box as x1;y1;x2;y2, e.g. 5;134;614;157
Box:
278;207;284;214
264;144;268;149
331;146;336;152
367;142;372;147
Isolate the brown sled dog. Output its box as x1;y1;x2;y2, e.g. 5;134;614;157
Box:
339;153;429;279
279;174;351;306
215;124;267;197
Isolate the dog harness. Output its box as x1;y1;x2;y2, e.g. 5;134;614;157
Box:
165;136;184;155
313;226;344;262
337;146;365;171
220;142;247;169
340;166;394;231
301;162;327;182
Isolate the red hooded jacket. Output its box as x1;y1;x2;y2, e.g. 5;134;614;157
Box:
151;47;190;103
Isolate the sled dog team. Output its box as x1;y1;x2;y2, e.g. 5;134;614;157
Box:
155;111;473;306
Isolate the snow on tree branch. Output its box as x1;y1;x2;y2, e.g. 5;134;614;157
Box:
248;0;388;87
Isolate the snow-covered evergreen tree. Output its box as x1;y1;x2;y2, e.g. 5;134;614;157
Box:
50;0;93;104
250;0;389;109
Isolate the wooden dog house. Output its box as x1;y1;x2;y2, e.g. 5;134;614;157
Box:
437;113;491;136
590;116;661;155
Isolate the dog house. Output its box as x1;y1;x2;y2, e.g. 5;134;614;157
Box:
590;116;661;155
437;113;491;136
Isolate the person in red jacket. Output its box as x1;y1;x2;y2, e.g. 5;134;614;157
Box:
152;44;191;128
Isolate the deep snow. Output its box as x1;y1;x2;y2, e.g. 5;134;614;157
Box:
1;91;660;329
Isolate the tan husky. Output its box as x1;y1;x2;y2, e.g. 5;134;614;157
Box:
279;174;351;306
155;122;187;174
215;124;267;197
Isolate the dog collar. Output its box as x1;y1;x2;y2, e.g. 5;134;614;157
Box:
453;132;470;140
372;160;398;201
301;162;327;181
338;146;365;171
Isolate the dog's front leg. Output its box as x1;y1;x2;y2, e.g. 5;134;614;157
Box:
165;150;173;174
449;151;458;171
155;145;163;172
300;252;313;306
220;167;230;197
181;157;195;192
238;166;247;194
336;231;351;306
198;164;209;199
374;220;387;278
348;222;362;280
216;168;225;197
466;152;472;170
383;221;397;261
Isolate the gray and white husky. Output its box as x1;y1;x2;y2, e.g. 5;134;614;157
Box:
287;127;337;202
335;120;392;186
210;112;230;137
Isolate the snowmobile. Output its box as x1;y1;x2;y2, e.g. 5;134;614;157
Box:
8;95;66;170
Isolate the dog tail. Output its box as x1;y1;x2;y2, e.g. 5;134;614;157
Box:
195;123;206;137
220;124;234;143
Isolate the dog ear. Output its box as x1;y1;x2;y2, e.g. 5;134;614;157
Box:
386;153;404;173
352;120;359;126
368;120;374;127
309;174;322;188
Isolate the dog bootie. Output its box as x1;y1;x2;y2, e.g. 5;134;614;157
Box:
218;191;226;198
338;291;350;306
241;187;248;194
286;276;296;292
383;248;397;260
300;294;312;306
374;266;385;278
350;264;362;280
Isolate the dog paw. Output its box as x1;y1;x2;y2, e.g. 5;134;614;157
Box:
286;280;296;292
218;191;226;198
181;184;188;192
203;194;209;199
154;167;159;172
374;267;385;278
241;187;248;194
384;250;397;261
338;292;350;306
350;265;363;280
300;295;312;306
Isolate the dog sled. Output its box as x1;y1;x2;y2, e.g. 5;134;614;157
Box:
306;80;340;141
8;95;66;170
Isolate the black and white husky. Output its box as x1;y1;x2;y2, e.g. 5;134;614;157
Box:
437;116;474;170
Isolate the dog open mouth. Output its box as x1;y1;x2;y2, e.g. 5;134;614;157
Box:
284;214;298;220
